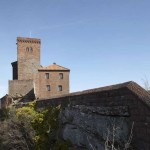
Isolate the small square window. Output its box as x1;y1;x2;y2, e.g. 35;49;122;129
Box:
47;85;50;91
58;85;62;91
45;73;49;79
59;73;63;79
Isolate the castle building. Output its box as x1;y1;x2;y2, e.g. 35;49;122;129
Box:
9;37;70;100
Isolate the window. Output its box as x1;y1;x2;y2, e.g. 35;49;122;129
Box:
30;47;33;52
26;47;29;52
59;73;63;79
26;47;33;52
45;73;49;79
47;85;50;91
58;85;62;91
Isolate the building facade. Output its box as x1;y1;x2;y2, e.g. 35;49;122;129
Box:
9;37;70;100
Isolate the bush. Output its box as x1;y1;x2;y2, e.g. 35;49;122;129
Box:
16;102;72;150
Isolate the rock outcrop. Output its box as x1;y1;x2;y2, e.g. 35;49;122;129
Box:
60;105;131;149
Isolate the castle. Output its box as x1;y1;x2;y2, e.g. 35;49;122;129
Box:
2;37;150;149
9;37;70;100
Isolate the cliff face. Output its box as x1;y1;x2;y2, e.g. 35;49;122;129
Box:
60;105;131;149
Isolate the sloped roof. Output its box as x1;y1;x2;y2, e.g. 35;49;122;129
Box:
38;63;70;71
39;81;150;108
69;81;150;107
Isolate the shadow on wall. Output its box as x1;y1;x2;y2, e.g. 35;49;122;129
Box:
13;89;35;103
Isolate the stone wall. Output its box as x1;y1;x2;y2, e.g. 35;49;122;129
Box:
36;81;150;150
9;79;34;97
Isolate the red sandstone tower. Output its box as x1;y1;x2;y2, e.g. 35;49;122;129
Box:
17;37;41;80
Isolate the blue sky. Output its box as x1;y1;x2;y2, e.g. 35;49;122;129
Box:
0;0;150;98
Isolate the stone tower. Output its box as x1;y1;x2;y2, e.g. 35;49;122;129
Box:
17;37;41;80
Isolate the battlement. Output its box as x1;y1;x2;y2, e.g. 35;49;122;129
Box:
17;37;41;44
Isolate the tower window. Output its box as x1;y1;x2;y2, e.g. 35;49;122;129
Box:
26;47;33;52
47;85;50;91
30;47;33;52
26;47;29;52
58;85;62;91
45;73;49;79
59;73;63;79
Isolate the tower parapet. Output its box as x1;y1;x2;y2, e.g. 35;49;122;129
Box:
17;37;41;44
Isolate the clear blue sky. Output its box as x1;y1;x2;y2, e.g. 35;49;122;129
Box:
0;0;150;98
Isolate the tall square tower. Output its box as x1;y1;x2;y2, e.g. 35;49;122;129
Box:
17;37;41;80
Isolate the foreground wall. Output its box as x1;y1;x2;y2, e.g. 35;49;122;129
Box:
37;82;150;150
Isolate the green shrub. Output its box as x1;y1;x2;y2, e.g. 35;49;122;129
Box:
16;102;71;150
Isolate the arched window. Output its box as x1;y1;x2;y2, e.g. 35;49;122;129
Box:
30;47;33;52
26;47;33;52
26;47;29;52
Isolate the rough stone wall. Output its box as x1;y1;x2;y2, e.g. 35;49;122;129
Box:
130;99;150;150
17;37;41;80
9;80;34;97
36;87;150;150
61;105;130;150
36;71;69;99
